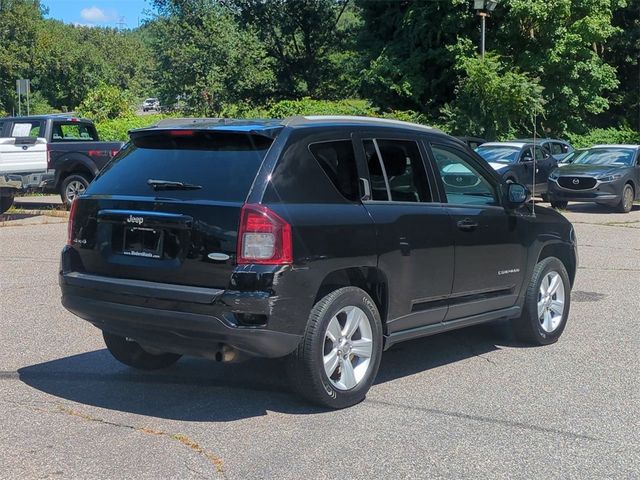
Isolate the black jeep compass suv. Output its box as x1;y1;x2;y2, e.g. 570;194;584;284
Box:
60;116;578;408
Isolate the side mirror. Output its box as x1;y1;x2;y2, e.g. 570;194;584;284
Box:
506;182;530;206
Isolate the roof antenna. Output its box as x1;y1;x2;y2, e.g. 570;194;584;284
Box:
531;107;537;217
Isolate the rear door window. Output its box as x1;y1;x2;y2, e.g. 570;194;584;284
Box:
89;131;273;202
363;138;432;202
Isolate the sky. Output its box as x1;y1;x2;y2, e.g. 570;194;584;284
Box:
42;0;152;29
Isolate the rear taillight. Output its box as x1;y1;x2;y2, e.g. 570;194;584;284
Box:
67;199;78;246
237;204;292;265
46;144;52;169
110;148;120;158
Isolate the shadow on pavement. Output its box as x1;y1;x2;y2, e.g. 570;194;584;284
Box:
19;322;523;421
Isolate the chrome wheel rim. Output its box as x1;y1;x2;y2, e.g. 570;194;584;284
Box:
66;180;86;203
323;306;373;391
538;271;565;333
623;186;633;211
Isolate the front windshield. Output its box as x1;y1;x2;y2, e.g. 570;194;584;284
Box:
572;148;635;166
475;146;520;164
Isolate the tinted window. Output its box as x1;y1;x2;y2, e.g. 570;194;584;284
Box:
534;146;545;161
52;122;99;141
363;139;431;202
432;145;498;206
89;131;272;201
309;140;359;201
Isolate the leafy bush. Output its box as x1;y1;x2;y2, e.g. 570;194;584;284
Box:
266;98;377;118
95;114;170;141
76;84;134;122
28;91;59;115
566;128;640;148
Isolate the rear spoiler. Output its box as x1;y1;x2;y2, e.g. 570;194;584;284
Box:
0;137;46;146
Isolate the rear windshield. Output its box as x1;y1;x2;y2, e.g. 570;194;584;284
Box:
52;122;99;142
88;131;273;202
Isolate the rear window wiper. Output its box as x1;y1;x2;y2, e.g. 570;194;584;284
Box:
147;179;202;190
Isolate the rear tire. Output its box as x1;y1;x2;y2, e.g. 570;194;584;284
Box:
550;200;568;210
616;184;634;213
61;173;92;208
288;287;383;409
512;257;571;345
103;331;182;370
0;194;14;214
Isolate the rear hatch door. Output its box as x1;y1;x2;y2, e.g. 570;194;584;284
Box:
70;127;278;289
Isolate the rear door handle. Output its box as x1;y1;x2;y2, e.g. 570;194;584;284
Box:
456;218;479;231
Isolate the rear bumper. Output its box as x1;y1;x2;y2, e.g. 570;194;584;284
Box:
59;271;302;359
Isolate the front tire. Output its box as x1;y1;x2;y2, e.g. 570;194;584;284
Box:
61;173;92;208
616;183;634;213
512;257;571;345
103;331;182;370
288;287;383;409
0;194;14;214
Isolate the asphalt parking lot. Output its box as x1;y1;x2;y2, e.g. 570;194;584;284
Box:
1;203;638;479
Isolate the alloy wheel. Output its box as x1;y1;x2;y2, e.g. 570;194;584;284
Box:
537;271;565;333
323;306;373;390
66;180;86;203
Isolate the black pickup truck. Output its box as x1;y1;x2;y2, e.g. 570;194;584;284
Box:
0;115;123;206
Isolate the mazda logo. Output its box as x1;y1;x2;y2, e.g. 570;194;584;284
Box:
456;176;463;183
572;178;580;185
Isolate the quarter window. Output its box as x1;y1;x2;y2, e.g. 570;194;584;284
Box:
363;139;431;202
431;145;498;206
309;140;359;201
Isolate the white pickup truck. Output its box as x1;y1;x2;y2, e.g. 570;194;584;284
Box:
0;127;49;213
0;115;123;212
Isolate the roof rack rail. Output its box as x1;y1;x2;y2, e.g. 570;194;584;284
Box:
283;114;438;132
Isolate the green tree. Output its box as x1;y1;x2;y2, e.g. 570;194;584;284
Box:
605;0;640;130
76;84;134;121
442;50;545;140
356;0;475;114
0;0;42;114
230;0;356;98
149;4;275;114
491;0;622;134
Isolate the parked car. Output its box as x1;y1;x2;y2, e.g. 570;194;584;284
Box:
512;138;574;161
142;98;160;112
457;136;487;150
0;115;123;206
475;141;557;196
60;116;577;408
547;144;640;213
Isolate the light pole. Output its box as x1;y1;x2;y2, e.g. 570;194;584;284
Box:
473;0;499;57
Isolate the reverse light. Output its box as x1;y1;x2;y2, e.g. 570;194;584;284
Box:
66;199;78;246
237;204;292;265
